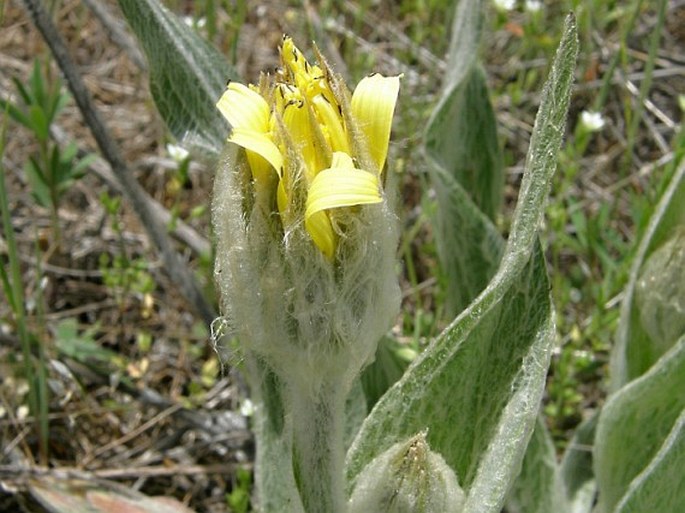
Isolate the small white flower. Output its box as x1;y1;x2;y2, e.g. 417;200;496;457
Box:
525;0;543;12
240;398;255;417
166;143;189;162
580;110;606;132
182;16;206;29
494;0;516;10
17;405;29;420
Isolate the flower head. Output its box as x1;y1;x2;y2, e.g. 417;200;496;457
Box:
212;38;402;393
216;36;400;259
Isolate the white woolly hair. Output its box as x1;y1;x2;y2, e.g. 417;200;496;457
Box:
212;144;401;398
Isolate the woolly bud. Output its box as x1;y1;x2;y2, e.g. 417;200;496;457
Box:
349;433;465;513
211;37;401;393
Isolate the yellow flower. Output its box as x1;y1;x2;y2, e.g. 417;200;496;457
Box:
216;36;400;259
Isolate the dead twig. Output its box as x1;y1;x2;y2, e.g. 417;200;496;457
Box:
18;0;217;327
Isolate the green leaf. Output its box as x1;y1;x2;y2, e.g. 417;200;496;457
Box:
346;243;554;512
30;60;47;114
0;98;33;130
594;337;685;513
426;65;504;223
425;157;504;316
360;335;413;410
615;408;685;513
442;0;484;88
346;15;577;512
611;162;685;389
24;156;51;208
54;318;118;366
559;413;598;513
29;103;50;142
506;416;568;513
12;76;33;106
117;0;238;158
424;0;504;315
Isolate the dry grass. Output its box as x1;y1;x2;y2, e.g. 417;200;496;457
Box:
1;0;684;511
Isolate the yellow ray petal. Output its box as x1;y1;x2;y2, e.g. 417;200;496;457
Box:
350;74;401;174
216;82;271;132
304;210;336;259
230;128;283;180
305;167;381;218
282;99;320;183
313;95;349;154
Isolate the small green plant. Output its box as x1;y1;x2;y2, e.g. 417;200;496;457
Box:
226;467;252;513
98;191;155;313
0;115;50;463
0;60;95;243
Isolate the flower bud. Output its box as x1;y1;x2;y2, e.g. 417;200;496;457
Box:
212;37;401;392
349;432;465;513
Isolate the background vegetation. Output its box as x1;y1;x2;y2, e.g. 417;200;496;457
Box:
1;0;682;511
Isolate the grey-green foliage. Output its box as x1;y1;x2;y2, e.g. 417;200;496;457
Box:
558;413;598;513
612;162;685;388
347;16;578;513
614;408;685;513
510;162;685;513
634;226;685;353
594;336;685;513
117;0;238;158
506;417;568;513
426;65;504;223
424;0;504;315
349;433;465;513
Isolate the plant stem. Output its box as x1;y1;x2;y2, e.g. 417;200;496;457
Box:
290;380;347;513
19;0;217;327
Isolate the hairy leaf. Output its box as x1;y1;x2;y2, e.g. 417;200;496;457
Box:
117;0;237;157
611;162;685;388
425;0;504;314
346;16;577;513
595;337;685;513
615;408;685;513
506;416;568;513
559;413;598;513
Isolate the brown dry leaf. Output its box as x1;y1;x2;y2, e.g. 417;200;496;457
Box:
29;476;195;513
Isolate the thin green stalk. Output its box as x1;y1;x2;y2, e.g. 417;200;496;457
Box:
621;0;668;172
594;0;644;111
0;116;49;463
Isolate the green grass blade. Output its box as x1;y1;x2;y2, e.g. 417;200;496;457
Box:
117;0;238;158
0;114;50;462
621;0;668;172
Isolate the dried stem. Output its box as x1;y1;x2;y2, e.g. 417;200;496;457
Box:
18;0;216;326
